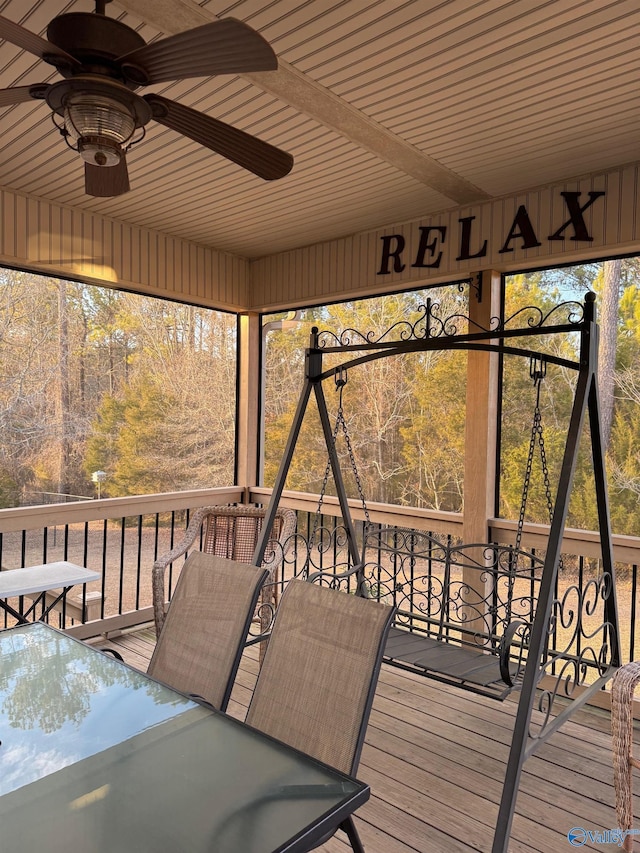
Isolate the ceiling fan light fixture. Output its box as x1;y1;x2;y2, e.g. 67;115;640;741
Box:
64;93;136;166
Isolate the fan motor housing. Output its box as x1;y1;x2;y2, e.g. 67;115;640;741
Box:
46;13;146;82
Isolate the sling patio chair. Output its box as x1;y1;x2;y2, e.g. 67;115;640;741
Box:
612;660;640;851
147;551;268;712
152;504;297;658
245;578;396;853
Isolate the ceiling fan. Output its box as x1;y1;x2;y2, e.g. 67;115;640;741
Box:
0;0;293;196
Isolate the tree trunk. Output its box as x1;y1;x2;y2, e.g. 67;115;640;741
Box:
599;259;621;450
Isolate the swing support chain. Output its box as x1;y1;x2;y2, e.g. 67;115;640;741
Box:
515;356;562;562
311;368;370;554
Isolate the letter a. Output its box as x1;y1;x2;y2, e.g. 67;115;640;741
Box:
499;205;542;253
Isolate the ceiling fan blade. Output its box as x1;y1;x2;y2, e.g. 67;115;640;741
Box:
0;84;47;107
0;15;80;70
118;19;277;85
85;158;130;198
144;94;293;181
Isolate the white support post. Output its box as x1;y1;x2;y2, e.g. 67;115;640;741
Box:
237;312;261;492
462;271;502;623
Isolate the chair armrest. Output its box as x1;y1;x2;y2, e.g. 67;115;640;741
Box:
99;647;124;662
498;619;527;687
154;505;212;570
152;506;211;635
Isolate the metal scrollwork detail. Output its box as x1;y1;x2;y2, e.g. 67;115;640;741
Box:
501;300;585;330
526;569;616;741
314;299;586;347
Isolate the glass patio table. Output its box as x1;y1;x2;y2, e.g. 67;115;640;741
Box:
0;622;369;853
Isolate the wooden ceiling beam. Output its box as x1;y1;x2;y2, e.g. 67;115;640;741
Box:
113;0;490;205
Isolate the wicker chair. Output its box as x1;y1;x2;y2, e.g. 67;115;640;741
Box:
152;504;296;649
245;579;395;852
148;552;268;712
612;661;640;851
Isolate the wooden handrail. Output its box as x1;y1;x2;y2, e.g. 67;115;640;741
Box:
3;484;640;564
0;486;244;533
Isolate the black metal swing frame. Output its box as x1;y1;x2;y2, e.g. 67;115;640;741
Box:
254;289;620;853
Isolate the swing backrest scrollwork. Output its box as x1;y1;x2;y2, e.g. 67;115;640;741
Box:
359;526;544;653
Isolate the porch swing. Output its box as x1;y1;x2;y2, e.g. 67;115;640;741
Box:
253;288;620;853
305;356;556;701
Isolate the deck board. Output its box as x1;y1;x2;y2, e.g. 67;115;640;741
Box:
93;625;635;853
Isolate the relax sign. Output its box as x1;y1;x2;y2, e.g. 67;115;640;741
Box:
377;191;606;275
253;165;640;310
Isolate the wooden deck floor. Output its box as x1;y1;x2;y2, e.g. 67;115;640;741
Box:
95;625;635;853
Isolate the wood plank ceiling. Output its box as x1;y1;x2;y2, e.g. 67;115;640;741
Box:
0;0;638;260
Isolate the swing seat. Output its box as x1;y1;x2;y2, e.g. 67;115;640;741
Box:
311;526;542;701
384;624;523;699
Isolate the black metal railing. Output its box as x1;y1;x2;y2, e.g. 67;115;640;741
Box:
0;487;243;632
1;488;639;669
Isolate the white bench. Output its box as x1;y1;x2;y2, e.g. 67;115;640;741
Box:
0;561;101;625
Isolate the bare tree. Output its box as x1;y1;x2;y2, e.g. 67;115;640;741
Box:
599;259;621;449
